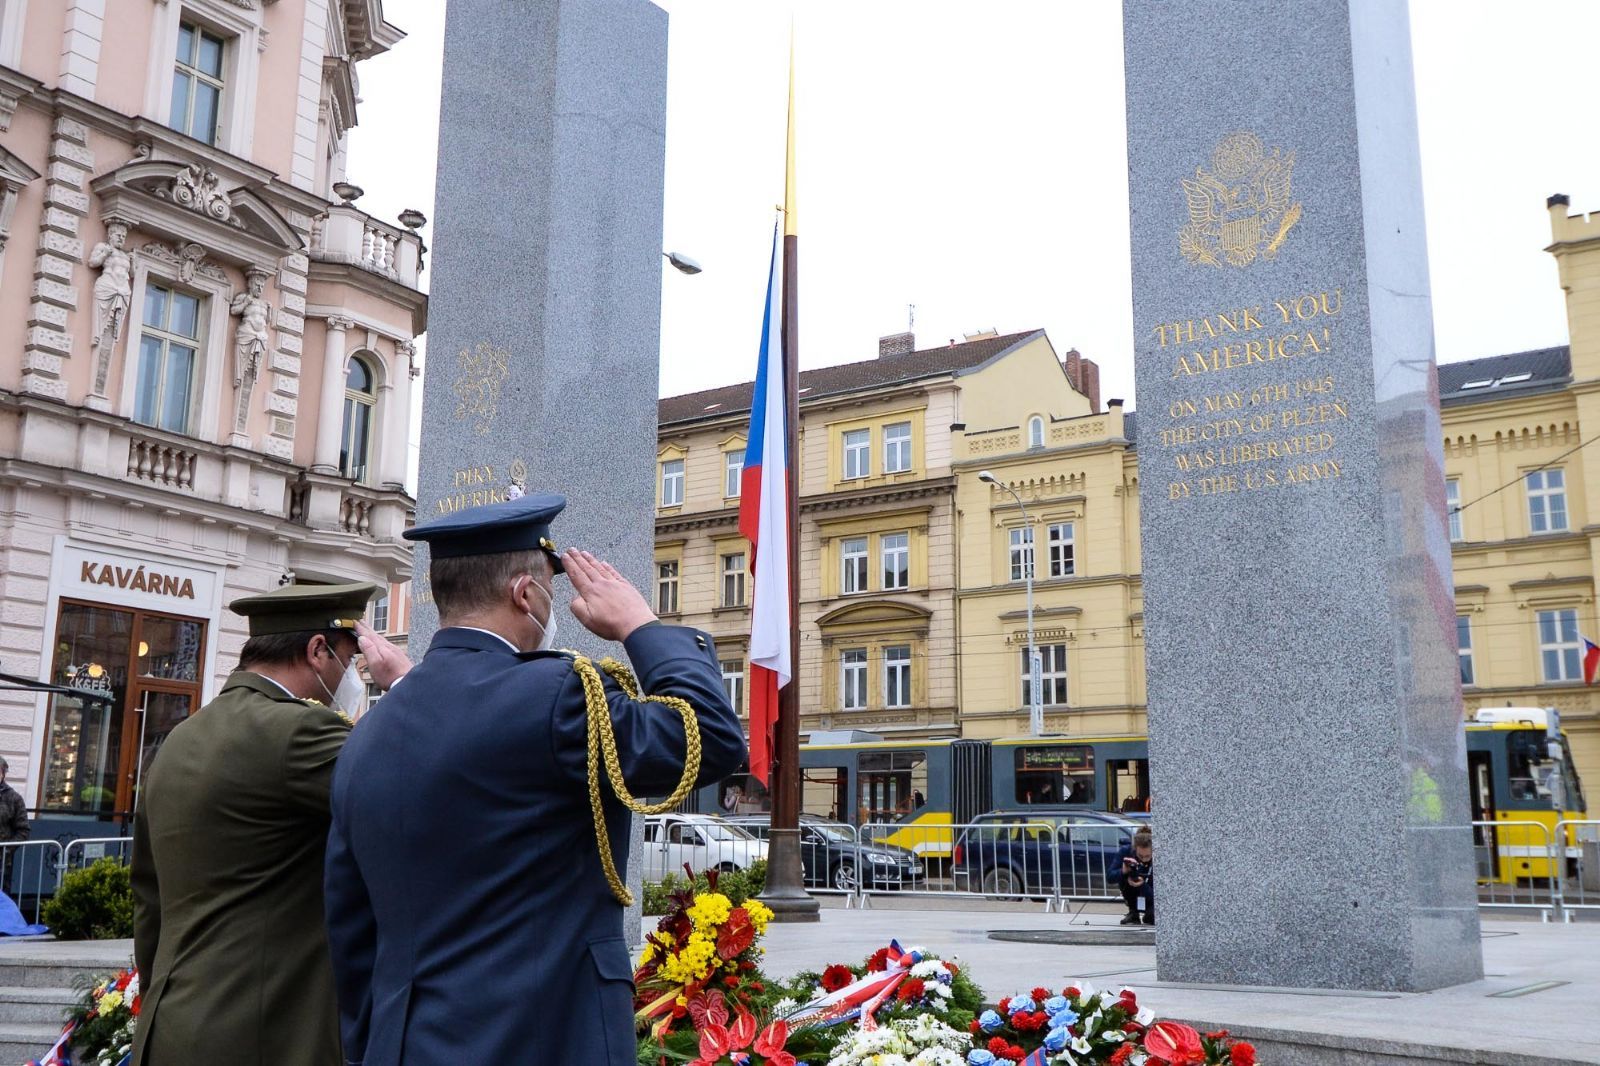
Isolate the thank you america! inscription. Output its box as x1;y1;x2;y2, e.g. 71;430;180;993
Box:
1145;288;1348;500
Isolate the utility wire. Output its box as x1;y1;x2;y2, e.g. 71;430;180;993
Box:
1450;429;1600;515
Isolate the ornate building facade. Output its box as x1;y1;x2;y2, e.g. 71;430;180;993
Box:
0;0;423;818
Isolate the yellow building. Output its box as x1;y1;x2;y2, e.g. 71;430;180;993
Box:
655;330;1101;761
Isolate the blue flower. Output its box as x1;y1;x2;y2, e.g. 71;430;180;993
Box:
968;1052;996;1066
1043;1027;1070;1052
978;1009;1004;1032
1009;996;1036;1014
1044;995;1069;1014
1049;1008;1080;1030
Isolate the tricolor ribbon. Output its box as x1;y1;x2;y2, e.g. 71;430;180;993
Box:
26;1022;74;1066
786;941;925;1031
1020;1049;1051;1066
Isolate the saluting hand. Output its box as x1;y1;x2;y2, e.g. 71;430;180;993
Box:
564;549;657;643
355;620;412;690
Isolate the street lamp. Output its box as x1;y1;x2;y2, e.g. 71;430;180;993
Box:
980;470;1043;737
663;251;703;275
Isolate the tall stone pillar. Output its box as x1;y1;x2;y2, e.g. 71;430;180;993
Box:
1123;0;1483;991
413;0;670;945
378;342;414;490
313;315;353;474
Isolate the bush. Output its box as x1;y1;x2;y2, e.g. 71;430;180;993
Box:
43;859;134;940
642;860;769;915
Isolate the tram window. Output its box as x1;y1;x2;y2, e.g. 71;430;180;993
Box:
1014;745;1095;805
858;751;928;824
1507;731;1559;802
802;766;849;822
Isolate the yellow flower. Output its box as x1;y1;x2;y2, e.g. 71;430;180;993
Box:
744;899;774;934
676;994;688;1007
687;892;733;932
638;941;657;965
100;991;123;1012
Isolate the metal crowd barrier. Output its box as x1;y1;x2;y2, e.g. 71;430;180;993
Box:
1554;819;1600;921
857;820;1124;912
1472;819;1558;918
61;836;135;872
0;840;65;926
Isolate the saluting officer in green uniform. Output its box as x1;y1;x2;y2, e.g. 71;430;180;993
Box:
131;581;392;1066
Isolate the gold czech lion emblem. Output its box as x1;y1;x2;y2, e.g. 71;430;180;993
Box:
1179;131;1302;269
451;341;510;436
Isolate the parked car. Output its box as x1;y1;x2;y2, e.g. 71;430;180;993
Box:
725;813;924;891
952;809;1140;899
642;813;769;880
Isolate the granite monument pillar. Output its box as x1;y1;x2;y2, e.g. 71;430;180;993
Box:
413;0;669;943
1124;0;1483;990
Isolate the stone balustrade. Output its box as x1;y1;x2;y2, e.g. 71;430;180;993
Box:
308;203;424;287
126;435;198;489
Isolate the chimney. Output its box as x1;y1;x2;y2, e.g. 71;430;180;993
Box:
1063;349;1083;393
1081;358;1102;413
878;332;915;357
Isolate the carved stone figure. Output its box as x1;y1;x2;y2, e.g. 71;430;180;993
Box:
171;163;233;222
89;220;133;350
229;269;273;387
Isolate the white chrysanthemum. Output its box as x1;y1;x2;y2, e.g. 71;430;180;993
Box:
928;981;951;998
910;959;945;979
909;1049;965;1066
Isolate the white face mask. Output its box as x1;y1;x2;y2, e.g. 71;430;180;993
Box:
318;646;368;719
521;576;558;653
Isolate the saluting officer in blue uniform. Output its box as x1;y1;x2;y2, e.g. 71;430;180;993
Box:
325;494;746;1064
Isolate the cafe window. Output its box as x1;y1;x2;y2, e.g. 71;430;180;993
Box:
858;750;928;824
1013;744;1095;806
41;600;206;817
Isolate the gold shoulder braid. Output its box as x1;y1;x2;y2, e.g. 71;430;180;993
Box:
570;654;702;906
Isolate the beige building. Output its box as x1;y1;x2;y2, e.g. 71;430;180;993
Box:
656;330;1103;759
0;1;423;820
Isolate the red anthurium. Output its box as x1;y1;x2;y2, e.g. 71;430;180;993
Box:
691;1022;733;1066
728;1007;758;1049
1144;1021;1206;1066
755;1019;795;1066
688;990;730;1031
718;909;756;959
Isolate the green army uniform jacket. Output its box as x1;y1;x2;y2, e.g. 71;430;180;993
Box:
131;671;350;1066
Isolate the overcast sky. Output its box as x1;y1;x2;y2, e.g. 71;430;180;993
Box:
350;0;1600;421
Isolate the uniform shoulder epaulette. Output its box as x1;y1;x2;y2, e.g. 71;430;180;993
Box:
300;698;352;725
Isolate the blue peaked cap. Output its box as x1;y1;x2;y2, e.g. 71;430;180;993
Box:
403;491;567;572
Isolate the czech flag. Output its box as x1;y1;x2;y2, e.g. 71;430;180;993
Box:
738;222;791;786
1584;638;1600;685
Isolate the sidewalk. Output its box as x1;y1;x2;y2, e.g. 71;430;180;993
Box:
757;904;1600;1065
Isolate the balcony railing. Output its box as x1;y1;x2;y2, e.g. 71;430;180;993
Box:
308;203;424;289
126;435;197;490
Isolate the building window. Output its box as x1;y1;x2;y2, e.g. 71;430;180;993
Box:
881;532;910;590
370;591;390;633
1446;479;1463;542
661;458;685;507
1020;643;1069;707
1456;615;1474;687
840;537;868;595
1047;522;1075;578
721;552;746;607
340;357;376;482
884;645;911;708
1538;608;1582;683
725;449;744;498
843;428;870;479
1029;416;1045;449
1526;469;1568;534
171;21;226;145
1009;527;1035;582
721;660;745;713
656;560;679;615
840;648;867;710
883;421;912;473
134;283;201;433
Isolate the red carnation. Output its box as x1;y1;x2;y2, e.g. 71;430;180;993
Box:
1064;985;1080;999
1123;1022;1145;1034
1008;1046;1025;1061
1014;1011;1046;1032
969;1020;982;1034
822;965;855;992
1206;1031;1229;1041
1230;1043;1257;1066
1109;1046;1136;1066
896;977;927;1002
988;1037;1011;1058
1030;986;1051;1003
867;948;892;972
724;976;740;988
1118;989;1138;1009
750;982;764;994
997;997;1012;1014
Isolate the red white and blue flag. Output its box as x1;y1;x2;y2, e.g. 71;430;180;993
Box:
1584;638;1600;686
738;222;791;786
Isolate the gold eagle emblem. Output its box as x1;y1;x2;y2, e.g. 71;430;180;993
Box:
451;341;511;436
1179;131;1302;269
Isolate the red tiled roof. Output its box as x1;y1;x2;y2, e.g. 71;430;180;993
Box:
658;330;1046;426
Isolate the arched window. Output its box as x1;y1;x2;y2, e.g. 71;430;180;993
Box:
340;355;376;481
1028;416;1045;449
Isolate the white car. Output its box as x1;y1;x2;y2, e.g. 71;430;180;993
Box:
642;813;769;880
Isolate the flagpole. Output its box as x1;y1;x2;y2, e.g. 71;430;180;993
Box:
762;30;819;922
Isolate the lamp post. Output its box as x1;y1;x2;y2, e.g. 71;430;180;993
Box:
980;470;1043;736
663;251;703;275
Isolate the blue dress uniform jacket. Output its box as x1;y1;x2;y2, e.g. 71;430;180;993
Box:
325;623;746;1065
